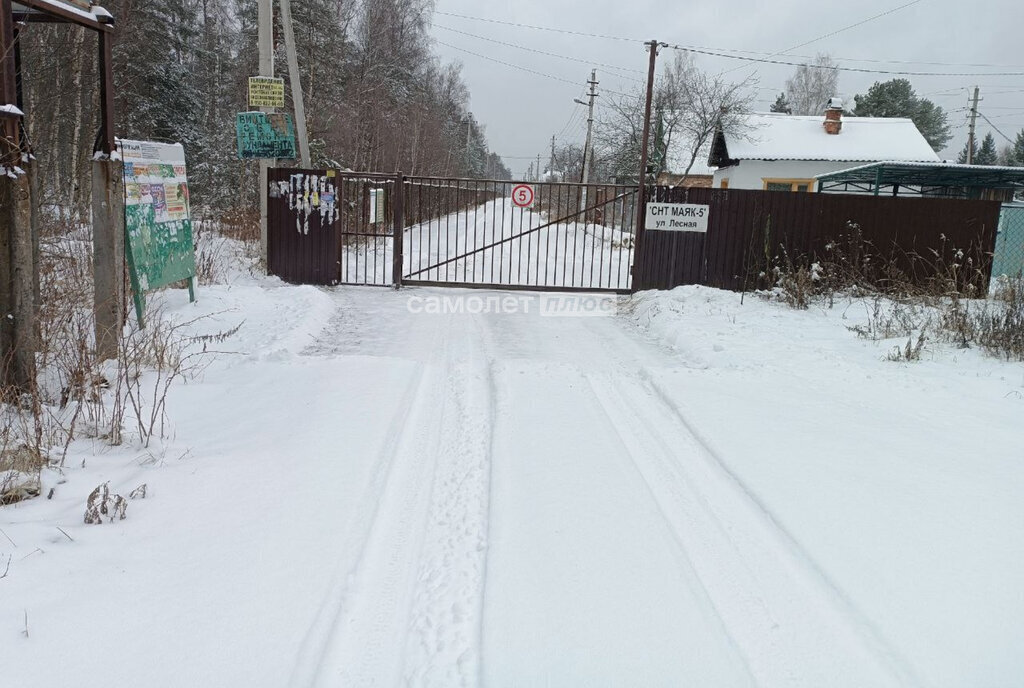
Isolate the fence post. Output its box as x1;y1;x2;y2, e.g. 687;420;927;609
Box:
392;171;404;288
0;161;37;390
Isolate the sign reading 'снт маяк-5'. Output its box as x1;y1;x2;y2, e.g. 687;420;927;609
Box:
645;202;710;232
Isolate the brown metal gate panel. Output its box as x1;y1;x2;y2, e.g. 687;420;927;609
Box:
336;172;396;286
400;177;636;292
267;167;341;285
635;187;1001;292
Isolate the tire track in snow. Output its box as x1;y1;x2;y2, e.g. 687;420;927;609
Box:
401;313;496;687
288;308;446;687
307;319;452;687
582;320;923;687
640;371;925;687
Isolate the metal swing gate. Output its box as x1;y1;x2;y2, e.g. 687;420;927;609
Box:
268;169;638;292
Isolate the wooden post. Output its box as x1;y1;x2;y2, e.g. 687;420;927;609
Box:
0;0;35;391
632;40;660;292
0;163;36;390
93;160;124;360
97;30;115;156
392;172;404;288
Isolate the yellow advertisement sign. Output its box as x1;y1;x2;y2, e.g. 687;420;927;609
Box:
248;76;286;108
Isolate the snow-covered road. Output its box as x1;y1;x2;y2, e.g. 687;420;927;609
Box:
294;289;923;687
3;280;1023;687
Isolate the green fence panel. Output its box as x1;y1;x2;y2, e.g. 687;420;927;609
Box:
992;203;1024;280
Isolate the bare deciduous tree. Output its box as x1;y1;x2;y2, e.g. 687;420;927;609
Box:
662;52;756;181
595;52;755;184
785;53;840;116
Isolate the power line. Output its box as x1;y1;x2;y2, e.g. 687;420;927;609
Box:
436;9;1024;73
665;44;1024;77
434;39;582;86
555;98;586;139
435;10;638;43
434;24;644;82
978;111;1020;144
775;0;924;57
433;39;633;96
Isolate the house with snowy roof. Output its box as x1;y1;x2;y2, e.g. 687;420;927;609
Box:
707;99;940;192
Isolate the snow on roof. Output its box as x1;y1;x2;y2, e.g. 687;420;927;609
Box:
722;112;940;163
12;1;112;25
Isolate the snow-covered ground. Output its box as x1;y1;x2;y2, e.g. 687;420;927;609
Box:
2;266;1023;687
343;196;634;290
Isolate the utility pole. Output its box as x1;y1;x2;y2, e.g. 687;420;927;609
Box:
967;86;980;165
465;118;472;174
535;153;541;181
549;135;556;177
280;0;310;168
633;39;661;289
258;0;273;265
575;69;598;213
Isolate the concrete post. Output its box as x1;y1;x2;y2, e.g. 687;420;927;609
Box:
92;159;124;361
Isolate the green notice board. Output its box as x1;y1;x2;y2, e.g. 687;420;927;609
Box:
236;112;296;159
119;139;197;324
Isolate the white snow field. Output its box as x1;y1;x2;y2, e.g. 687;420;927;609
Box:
2;269;1023;687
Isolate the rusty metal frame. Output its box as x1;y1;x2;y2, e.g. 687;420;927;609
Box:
1;0;116;157
15;0;112;31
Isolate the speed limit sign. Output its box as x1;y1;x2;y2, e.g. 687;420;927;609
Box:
511;183;535;209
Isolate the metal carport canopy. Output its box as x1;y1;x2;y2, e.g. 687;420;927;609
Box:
815;161;1024;195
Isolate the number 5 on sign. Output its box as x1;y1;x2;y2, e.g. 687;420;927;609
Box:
512;183;535;209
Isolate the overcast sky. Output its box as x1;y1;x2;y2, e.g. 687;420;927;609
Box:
428;0;1024;177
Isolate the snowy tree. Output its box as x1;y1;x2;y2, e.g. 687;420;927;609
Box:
596;52;754;183
852;79;952;152
770;93;792;114
957;137;978;164
18;0;509;215
998;145;1016;167
784;54;839;116
975;133;998;166
111;0;204;149
1009;129;1024;166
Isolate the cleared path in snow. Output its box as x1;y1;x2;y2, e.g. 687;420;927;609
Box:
295;287;919;687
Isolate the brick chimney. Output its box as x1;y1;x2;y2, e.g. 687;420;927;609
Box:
823;97;843;135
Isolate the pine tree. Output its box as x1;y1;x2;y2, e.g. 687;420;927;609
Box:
770;93;792;114
1012;129;1024;166
112;0;203;149
974;132;998;165
650;106;667;175
852;79;952;151
957;138;978;164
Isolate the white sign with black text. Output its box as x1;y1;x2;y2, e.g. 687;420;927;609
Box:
645;202;710;233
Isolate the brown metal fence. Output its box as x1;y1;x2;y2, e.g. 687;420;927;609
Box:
267;167;341;285
268;172;1002;294
336;172;396;286
635;187;1002;292
401;177;637;292
267;171;636;290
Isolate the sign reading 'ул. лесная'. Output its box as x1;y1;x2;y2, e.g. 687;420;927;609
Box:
645;202;710;233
